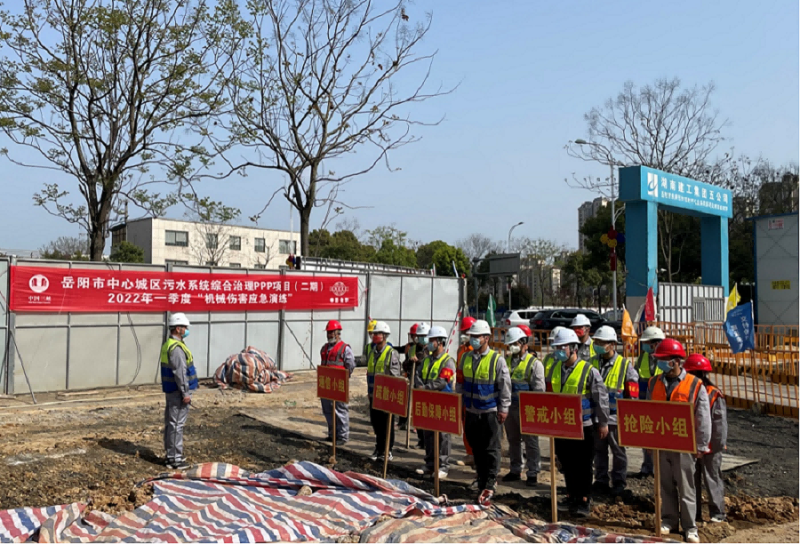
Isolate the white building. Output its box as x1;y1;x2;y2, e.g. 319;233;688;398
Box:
578;197;609;252
110;217;300;269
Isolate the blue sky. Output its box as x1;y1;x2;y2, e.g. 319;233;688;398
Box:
1;0;797;253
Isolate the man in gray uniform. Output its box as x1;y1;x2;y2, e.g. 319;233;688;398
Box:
501;326;545;486
570;314;596;361
366;321;403;461
590;326;639;496
160;312;198;470
414;326;457;478
320;320;356;444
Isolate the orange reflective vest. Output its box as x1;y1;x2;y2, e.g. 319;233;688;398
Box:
706;384;723;409
649;373;702;404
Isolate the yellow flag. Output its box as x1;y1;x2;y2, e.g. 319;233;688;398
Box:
725;284;741;317
621;307;637;347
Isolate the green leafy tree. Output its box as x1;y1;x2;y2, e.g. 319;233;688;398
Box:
309;228;375;262
367;225;417;267
0;0;230;260
416;240;470;276
109;241;144;263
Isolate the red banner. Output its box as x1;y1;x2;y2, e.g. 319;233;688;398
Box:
372;375;408;417
617;399;696;454
411;389;461;434
519;392;584;440
317;366;349;404
9;266;358;313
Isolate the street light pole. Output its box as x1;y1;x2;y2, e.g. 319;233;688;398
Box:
507;221;523;311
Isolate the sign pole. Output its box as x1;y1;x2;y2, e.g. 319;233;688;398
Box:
434;431;440;497
654;450;661;536
550;436;557;523
406;362;416;448
382;413;392;479
331;401;337;465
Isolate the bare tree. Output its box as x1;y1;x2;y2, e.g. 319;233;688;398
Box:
0;0;231;260
564;77;729;281
518;237;564;307
39;235;89;260
185;196;241;266
210;0;453;255
457;233;502;262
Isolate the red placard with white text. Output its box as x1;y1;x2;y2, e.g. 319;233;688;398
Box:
411;389;461;434
519;392;585;440
10;266;358;313
372;374;409;417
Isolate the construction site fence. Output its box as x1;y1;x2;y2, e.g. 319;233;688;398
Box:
490;321;799;418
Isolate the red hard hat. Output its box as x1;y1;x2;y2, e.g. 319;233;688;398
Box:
684;353;712;372
410;323;418;335
653;338;687;360
517;324;533;337
460;317;477;333
325;320;342;332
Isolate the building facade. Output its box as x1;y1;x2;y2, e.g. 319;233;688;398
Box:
111;218;300;269
578;197;609;252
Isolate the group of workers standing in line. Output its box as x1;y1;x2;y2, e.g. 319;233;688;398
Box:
155;310;728;544
314;314;729;544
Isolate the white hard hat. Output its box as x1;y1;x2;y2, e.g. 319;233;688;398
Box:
168;312;190;328
505;326;527;345
640;326;666;342
593;325;617;342
570;314;591;328
468;319;492;336
549;326;566;341
372;321;391;334
415;322;431;336
551;328;580;347
428;325;447;339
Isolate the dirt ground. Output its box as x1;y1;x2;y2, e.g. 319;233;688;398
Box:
0;374;797;543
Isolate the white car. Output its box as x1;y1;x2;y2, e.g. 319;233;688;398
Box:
500;309;539;329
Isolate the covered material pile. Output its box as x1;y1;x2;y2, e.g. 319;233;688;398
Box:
213;346;292;393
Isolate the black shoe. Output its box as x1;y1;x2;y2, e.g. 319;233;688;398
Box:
502;472;521;482
166;460;190;470
526;474;539;487
416;441;425;450
369;449;379;461
485;479;497;492
611;482;625;496
335;438;348;446
572;500;591;518
592;481;611;495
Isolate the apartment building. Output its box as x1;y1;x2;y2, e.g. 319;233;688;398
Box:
578;197;609;252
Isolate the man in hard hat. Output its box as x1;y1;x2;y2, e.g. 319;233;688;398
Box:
648;339;711;544
320;320;356;445
543;326;565;376
396;323;418;432
457;316;477;467
635;325;666;477
366;321;402;462
362;320;378;363
400;323;430;449
414;326;457;479
590;325;639;497
160;313;198;470
570;314;596;361
459;319;512;504
546;327;609;518
502;326;545;486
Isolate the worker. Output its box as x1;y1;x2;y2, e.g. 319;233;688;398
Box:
366;321;402;462
457;316;477;467
648;339;711;544
570;314;596;361
501;326;545;486
685;353;727;524
459;319;511;504
320;320;356;445
543;326;566;376
160;312;198;470
362;320;378;361
414;326;457;479
396;323;418;431
546;328;609;518
590;326;639;497
403;323;430;447
635;326;665;477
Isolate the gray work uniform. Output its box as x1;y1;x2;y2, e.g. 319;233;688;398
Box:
320;342;356;442
164;336;192;464
504;352;545;478
695;386;727;521
648;370;711;533
415;351;457;472
591;353;639;487
576;338;595;363
636;351;661;475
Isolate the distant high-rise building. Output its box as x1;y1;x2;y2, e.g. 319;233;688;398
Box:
578;197;609;252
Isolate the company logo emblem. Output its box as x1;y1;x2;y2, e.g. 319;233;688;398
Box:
330;281;349;297
646;172;659;198
29;274;50;293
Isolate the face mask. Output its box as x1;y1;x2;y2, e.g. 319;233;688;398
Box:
427;340;436;351
470;337;481;350
460;334;469;344
182;329;190;339
594;344;606;356
509;345;521;355
554;349;568;362
657;360;672;373
417;336;427;346
328;337;337;345
643;343;654;354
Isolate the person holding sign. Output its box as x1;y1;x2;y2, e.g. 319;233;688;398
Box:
367;321;402;462
501;326;545;486
546;328;609;518
459;319;511;504
320;320;355;445
457;317;476;467
684;353;727;524
414;326;457;479
634;326;665;477
401;323;430;447
590;326;639;497
648;339;711;544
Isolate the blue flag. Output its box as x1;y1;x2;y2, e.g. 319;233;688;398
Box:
724;302;755;354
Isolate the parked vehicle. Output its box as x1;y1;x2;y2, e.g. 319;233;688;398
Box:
529;308;608;333
601;309;624;336
500;309;540;329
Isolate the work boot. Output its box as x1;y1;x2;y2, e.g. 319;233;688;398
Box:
501;472;521;482
710;515;726;523
525;474;539;487
592;481;610;495
463;454;474;467
611;482;625;497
